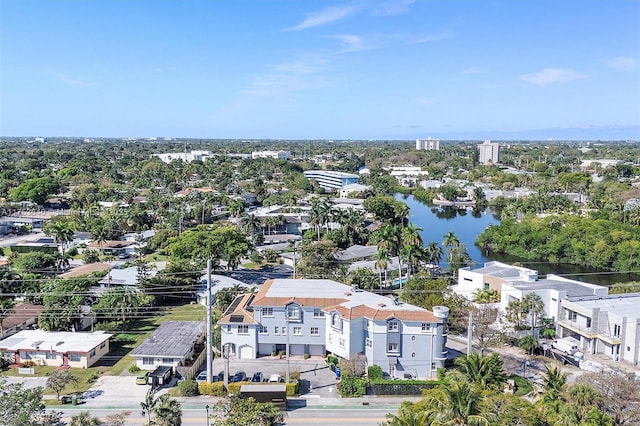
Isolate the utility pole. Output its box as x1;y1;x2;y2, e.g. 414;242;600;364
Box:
467;311;473;356
206;258;213;383
285;314;290;384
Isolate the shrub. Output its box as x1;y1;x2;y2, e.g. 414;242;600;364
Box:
367;365;383;381
286;381;300;396
87;373;99;384
178;379;200;397
337;375;366;397
198;381;225;396
303;353;310;359
436;367;446;381
128;365;141;373
20;360;36;368
326;354;338;365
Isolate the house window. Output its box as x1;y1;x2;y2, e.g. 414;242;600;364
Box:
262;308;274;317
339;338;345;347
332;314;342;330
568;311;577;321
46;352;57;360
287;306;301;320
421;323;431;332
463;277;472;282
259;326;268;334
293;327;302;336
274;326;279;335
411;352;415;358
313;309;325;318
90;349;96;358
412;336;416;341
237;325;249;334
162;358;174;364
614;324;621;337
366;338;372;348
483;283;490;291
388;343;399;353
388;321;398;332
586;318;592;328
100;342;106;349
226;325;232;333
143;357;154;365
282;327;287;336
69;354;81;362
431;362;436;370
310;327;319;336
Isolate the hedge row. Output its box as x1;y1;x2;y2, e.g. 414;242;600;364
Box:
368;380;444;396
197;380;300;397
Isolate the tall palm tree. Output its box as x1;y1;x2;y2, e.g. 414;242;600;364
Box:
443;231;460;267
541;365;568;405
375;248;391;290
425;241;443;273
44;220;75;270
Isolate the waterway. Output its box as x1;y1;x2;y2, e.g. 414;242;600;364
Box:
398;194;640;286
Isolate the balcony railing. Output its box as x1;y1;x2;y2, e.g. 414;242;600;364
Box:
557;319;622;344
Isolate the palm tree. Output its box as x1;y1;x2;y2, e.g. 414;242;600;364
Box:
541;365;568;405
69;411;101;426
375;247;391;290
454;353;506;390
384;401;428;426
421;372;497;425
44;220;75;270
243;214;260;242
443;231;460;267
424;241;443;273
152;394;182;426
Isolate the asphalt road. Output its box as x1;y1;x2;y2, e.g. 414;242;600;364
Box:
57;406;392;425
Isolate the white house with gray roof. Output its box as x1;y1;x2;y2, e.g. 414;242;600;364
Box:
219;279;448;379
130;321;206;370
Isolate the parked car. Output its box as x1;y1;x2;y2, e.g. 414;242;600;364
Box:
135;371;150;385
212;372;224;382
267;374;282;383
195;371;208;383
251;372;263;383
230;371;246;382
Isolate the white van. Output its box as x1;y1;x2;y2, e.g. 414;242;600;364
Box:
552;337;580;354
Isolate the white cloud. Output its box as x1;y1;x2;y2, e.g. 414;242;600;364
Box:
46;71;95;87
462;66;486;74
327;34;366;53
372;0;415;16
410;30;454;44
606;56;639;71
520;68;587;86
287;5;357;31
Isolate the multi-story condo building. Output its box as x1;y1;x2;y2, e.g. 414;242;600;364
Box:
219;279;449;379
416;138;440;150
477;140;501;164
557;293;640;365
153;150;213;163
251;150;292;160
303;170;359;191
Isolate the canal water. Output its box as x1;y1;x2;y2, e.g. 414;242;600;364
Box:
398;194;639;286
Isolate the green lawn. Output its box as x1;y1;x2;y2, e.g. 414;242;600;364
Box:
1;304;207;395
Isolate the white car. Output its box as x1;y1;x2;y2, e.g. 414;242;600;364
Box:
196;371;208;383
267;374;282;383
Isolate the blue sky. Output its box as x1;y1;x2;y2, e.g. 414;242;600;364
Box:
2;0;639;140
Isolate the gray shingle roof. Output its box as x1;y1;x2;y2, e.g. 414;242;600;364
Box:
130;321;205;358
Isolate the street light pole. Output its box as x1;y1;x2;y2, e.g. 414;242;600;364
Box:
205;404;210;426
206;258;213;383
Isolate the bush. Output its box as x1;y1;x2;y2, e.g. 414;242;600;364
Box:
128;365;141;373
436;367;446;381
198;381;226;396
286;381;300;396
337;375;366;397
367;365;383;381
20;360;36;368
178;379;200;397
303;353;310;359
227;381;252;396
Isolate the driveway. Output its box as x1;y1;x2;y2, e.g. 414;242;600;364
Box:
210;357;339;398
2;375;48;390
80;376;165;409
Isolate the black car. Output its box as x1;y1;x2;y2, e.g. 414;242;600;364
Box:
251;372;263;383
230;371;246;382
212;372;224;382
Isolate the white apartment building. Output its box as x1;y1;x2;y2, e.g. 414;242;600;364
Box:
303;170;359;191
416;138;440;150
478;140;501;164
252;150;292;160
219;279;449;379
153;150;213;163
388;166;430;187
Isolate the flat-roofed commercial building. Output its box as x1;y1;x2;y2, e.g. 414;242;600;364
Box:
303;170;359;191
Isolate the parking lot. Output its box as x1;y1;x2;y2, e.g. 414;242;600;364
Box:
210;356;340;398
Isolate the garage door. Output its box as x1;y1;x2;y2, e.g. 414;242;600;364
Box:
239;345;254;359
309;344;325;356
290;344;305;356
